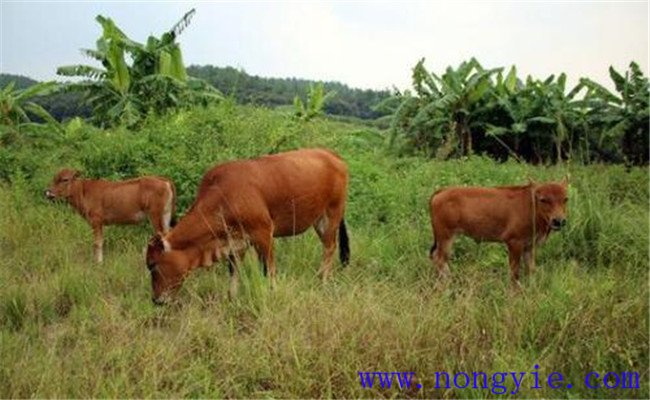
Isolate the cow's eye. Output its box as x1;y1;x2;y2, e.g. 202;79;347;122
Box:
539;197;550;204
61;178;69;183
563;197;568;204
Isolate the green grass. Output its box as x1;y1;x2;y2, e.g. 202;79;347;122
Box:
0;103;648;398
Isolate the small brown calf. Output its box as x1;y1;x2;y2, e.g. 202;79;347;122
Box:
429;179;569;283
46;169;176;263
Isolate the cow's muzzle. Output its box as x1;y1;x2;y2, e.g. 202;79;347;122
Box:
44;189;55;200
551;218;567;231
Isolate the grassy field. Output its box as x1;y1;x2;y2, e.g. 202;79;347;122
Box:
0;103;648;398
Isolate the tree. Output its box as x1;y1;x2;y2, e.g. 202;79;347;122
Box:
293;82;335;121
57;9;222;127
391;58;500;157
579;62;649;165
483;69;586;163
0;81;60;128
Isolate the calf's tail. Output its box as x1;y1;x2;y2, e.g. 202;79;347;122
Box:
338;218;350;266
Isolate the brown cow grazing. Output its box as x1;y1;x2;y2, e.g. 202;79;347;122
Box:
429;179;568;284
45;169;176;263
145;148;349;304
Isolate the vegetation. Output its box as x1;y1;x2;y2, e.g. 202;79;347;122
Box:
0;9;647;397
0;81;60;128
187;65;391;120
293;82;335;121
386;58;649;164
0;102;648;398
56;9;222;127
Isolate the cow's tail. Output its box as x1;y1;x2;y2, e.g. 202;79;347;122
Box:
168;179;178;228
429;191;439;259
338;218;350;266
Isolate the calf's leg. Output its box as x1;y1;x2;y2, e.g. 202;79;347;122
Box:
506;241;524;285
523;245;536;276
92;223;104;263
431;231;453;278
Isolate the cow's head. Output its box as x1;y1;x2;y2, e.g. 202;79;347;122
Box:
532;177;569;231
45;168;80;201
145;233;189;305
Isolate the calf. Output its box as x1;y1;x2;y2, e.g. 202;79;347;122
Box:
429;179;568;283
145;148;349;304
45;169;176;263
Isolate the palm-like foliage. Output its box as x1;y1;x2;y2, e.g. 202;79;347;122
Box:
390;58;648;165
483;70;587;163
57;9;221;128
579;62;649;164
293;82;335;121
0;81;60;128
391;58;500;157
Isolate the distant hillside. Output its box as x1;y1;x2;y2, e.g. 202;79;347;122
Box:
1;67;392;122
0;73;39;89
187;65;391;120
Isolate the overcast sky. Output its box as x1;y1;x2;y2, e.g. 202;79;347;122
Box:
1;1;647;91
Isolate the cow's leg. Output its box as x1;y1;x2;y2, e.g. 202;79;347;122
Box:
313;213;338;282
506;241;524;285
432;233;454;278
250;226;276;289
227;249;246;299
92;223;104;263
148;204;166;235
523;245;536;276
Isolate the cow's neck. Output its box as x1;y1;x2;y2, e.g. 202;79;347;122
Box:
67;180;91;218
529;190;552;244
166;207;224;250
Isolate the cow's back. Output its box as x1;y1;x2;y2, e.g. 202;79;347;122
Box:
87;177;171;224
431;185;532;242
171;149;348;247
203;149;347;236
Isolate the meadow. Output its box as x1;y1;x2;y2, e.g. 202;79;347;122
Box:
0;102;648;398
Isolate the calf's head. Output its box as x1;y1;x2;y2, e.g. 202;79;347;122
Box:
45;169;80;201
146;234;190;305
533;178;569;231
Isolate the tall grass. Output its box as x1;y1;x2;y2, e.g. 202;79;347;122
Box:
0;103;647;398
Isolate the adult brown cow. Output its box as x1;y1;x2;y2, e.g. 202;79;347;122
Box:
429;179;568;284
45;169;176;263
145;148;349;304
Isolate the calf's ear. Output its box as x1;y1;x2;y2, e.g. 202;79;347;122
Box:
561;174;570;187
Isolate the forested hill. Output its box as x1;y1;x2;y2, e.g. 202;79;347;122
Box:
0;67;392;122
186;65;390;119
0;73;38;89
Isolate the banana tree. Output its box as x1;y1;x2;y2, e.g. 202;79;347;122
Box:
0;81;60;128
57;9;221;127
484;70;586;163
579;62;649;164
391;58;500;157
293;82;336;121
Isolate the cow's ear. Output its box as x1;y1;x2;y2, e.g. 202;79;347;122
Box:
71;170;81;180
149;233;172;252
561;174;570;187
147;234;165;256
